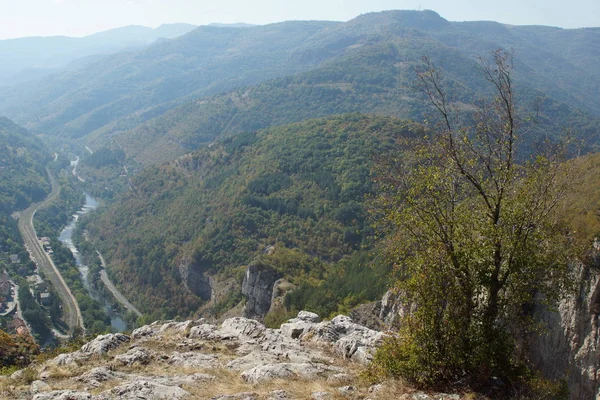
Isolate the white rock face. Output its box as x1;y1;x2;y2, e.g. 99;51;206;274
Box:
527;263;600;399
16;300;594;399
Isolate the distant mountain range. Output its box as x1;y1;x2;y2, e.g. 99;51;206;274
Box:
208;23;256;28
0;23;198;86
0;10;598;159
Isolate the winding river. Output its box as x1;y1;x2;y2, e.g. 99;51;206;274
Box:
58;193;127;332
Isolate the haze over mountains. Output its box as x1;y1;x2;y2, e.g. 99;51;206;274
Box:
0;10;599;166
0;23;198;86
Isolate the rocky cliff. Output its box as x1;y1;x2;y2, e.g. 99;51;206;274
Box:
348;265;599;400
179;257;212;302
242;262;281;321
528;263;600;400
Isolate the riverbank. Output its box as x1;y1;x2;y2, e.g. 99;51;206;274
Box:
97;251;142;318
58;194;126;332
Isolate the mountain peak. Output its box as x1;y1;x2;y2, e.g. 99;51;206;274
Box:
352;9;451;31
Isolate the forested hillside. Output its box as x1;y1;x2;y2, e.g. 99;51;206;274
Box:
108;32;600;166
87;10;600;167
86;115;420;319
77;11;600;320
0;117;50;285
0;117;50;214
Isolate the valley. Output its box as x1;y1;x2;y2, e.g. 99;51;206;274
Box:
0;6;598;399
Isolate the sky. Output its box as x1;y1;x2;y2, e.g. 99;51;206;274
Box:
0;0;598;39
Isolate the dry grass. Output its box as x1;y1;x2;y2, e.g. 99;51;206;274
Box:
182;368;367;400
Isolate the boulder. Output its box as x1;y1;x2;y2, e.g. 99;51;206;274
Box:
280;320;313;339
131;325;154;340
240;363;294;383
52;352;84;366
267;390;290;399
96;380;189;400
31;380;50;394
226;351;281;371
157;320;194;335
114;347;153;366
188;323;222;340
220;317;266;339
240;362;337;383
168;351;220;368
80;333;130;356
334;329;384;363
297;311;320;323
280;310;320;339
75;367;123;387
33;391;92;400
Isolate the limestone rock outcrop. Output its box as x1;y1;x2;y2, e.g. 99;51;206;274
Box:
179;257;212;301
241;261;281;320
6;312;393;399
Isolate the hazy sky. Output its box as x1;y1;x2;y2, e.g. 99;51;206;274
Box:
0;0;598;39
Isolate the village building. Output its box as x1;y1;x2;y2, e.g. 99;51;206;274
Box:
40;292;52;306
40;237;51;252
17;265;28;276
9;254;19;264
9;318;29;336
0;272;12;297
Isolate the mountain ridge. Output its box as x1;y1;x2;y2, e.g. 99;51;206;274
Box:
2;10;600;146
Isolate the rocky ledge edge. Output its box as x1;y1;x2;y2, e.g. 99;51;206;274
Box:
1;311;459;400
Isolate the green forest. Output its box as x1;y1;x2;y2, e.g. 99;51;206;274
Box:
87;115;420;319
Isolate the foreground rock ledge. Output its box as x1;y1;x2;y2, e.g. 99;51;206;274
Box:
2;311;464;400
